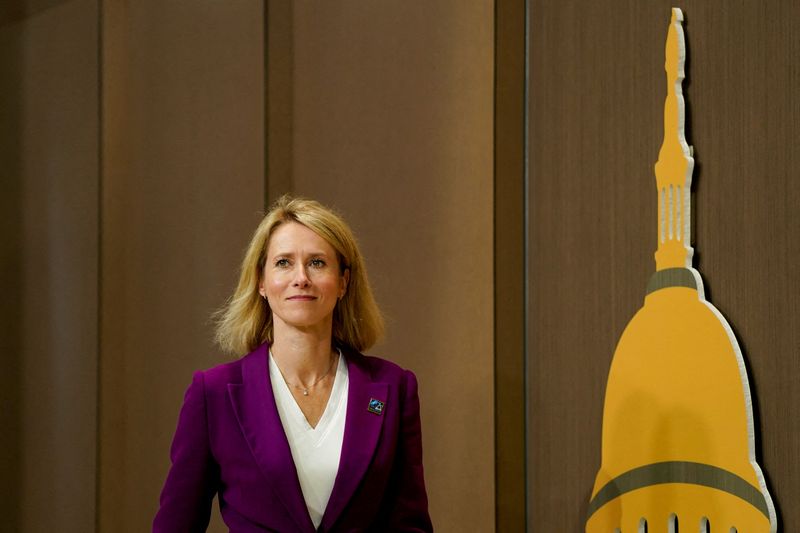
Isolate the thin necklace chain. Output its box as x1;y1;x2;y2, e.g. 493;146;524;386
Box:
280;351;338;396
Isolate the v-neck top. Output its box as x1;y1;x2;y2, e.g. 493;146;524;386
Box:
269;350;349;529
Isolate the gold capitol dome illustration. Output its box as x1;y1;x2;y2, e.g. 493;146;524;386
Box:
586;8;777;533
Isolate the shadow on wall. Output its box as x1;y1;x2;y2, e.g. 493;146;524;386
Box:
0;0;70;26
0;11;23;532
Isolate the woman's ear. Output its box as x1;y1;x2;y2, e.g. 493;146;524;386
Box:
258;277;266;299
340;268;350;299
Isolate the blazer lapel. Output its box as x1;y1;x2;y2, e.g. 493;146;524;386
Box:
321;351;387;531
227;344;316;533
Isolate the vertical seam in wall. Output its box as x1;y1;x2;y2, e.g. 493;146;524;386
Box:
495;1;527;529
492;0;498;528
492;1;500;529
264;0;294;205
523;0;531;529
268;0;270;211
95;0;103;529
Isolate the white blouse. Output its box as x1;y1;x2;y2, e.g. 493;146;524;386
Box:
269;350;349;528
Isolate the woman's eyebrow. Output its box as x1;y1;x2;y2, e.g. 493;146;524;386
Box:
269;249;332;257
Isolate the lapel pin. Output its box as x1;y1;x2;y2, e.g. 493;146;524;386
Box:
367;398;385;415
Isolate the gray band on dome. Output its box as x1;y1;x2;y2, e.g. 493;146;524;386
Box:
646;268;697;294
587;461;770;519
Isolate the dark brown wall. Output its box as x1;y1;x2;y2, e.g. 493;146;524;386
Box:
527;1;800;530
0;1;99;531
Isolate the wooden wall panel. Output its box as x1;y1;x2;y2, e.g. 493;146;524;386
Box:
275;2;496;531
0;1;99;531
527;1;800;530
99;2;265;531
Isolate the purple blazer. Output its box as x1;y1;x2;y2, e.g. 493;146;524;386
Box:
153;343;433;532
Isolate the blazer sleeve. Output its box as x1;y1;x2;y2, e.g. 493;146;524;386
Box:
384;369;434;532
153;371;220;533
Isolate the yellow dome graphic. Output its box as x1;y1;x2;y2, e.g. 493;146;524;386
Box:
586;9;777;533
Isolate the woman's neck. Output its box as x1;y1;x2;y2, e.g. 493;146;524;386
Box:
270;324;336;384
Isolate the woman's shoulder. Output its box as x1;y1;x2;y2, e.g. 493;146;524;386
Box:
346;350;422;408
193;344;266;389
198;357;243;377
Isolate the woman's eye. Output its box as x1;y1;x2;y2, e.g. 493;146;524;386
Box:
310;258;326;268
275;258;290;267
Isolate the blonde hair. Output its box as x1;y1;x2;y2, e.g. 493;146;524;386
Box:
214;195;384;355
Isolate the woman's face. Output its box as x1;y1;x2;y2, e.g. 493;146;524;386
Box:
260;222;349;335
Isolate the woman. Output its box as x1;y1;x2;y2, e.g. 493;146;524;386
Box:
153;196;433;532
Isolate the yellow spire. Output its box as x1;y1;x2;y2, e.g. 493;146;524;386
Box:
654;8;694;270
586;8;777;532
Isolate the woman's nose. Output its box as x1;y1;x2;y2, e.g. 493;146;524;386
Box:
292;265;310;287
